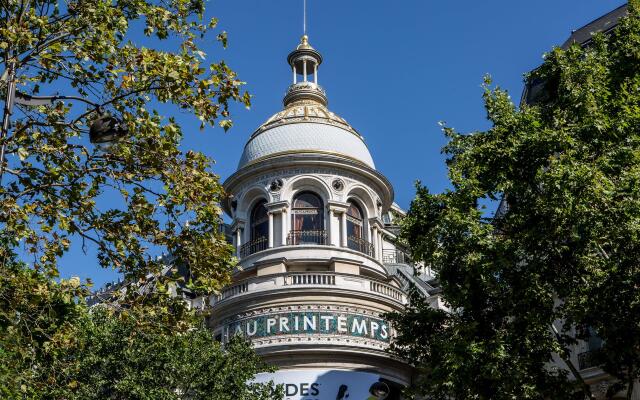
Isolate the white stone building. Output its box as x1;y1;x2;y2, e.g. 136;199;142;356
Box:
203;34;439;399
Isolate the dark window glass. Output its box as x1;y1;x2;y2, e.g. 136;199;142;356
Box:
291;192;324;244
588;327;604;351
293;192;323;210
346;201;363;239
251;200;268;241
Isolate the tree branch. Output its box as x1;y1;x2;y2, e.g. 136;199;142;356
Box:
551;323;595;399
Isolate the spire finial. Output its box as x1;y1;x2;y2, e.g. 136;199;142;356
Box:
284;0;325;107
303;0;307;36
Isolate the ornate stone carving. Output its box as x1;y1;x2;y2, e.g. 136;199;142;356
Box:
332;179;344;192
269;178;284;192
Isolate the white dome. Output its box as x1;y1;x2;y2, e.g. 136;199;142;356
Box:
239;122;375;169
237;101;375;169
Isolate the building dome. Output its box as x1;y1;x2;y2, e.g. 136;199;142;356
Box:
238;101;375;169
237;35;375;170
215;30;431;398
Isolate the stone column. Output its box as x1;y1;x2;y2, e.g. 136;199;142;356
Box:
328;209;338;246
314;63;318;84
281;209;288;246
327;201;349;248
293;64;297;84
341;211;348;247
268;212;274;248
303;59;307;82
372;226;378;259
235;228;241;257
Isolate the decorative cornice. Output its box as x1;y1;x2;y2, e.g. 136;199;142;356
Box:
327;200;349;213
328;257;363;267
265;200;289;213
251;257;288;269
369;217;384;230
230;218;246;232
250;103;361;140
241;149;370;170
223;156;395;216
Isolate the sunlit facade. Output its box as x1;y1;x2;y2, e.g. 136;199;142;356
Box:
193;34;441;399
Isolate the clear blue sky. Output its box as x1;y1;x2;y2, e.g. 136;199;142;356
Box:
58;0;627;288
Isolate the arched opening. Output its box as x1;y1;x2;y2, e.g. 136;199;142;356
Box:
289;192;326;245
346;200;374;257
251;200;269;240
241;199;269;257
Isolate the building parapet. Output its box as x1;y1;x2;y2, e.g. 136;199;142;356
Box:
208;271;406;308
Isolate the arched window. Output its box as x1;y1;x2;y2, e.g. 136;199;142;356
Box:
289;192;325;245
241;199;268;257
346;201;364;239
346;200;373;256
251;200;269;241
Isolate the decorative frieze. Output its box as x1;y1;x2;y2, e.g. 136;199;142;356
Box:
221;305;393;351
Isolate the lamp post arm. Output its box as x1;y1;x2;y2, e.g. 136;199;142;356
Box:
13;91;100;108
0;60;17;185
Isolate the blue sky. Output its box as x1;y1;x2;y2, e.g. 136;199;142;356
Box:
58;0;627;287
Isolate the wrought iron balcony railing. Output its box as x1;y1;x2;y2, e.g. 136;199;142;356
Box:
287;230;327;246
578;350;600;370
382;249;412;265
240;236;268;258
347;235;375;257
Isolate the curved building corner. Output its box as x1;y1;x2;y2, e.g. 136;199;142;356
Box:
195;34;442;400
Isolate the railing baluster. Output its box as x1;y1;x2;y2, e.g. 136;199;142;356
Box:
382;248;413;265
212;272;405;306
240;236;268;258
287;230;328;246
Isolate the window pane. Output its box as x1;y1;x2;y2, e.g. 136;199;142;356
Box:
294;193;322;209
347;202;362;220
292;192;324;232
346;201;363;239
251;200;268;240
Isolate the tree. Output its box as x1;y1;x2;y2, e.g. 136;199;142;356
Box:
41;307;281;400
0;0;248;292
0;241;89;398
0;253;281;399
389;2;640;399
0;1;276;398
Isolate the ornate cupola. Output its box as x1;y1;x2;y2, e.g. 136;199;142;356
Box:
211;15;428;395
284;35;327;107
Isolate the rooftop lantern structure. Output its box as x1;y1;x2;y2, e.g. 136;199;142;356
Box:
284;35;327;107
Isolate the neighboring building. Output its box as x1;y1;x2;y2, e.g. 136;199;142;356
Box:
196;34;440;399
517;4;637;399
522;3;628;105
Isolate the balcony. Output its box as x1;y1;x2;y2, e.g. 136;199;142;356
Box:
578;350;601;370
287;230;327;246
240;236;268;258
211;271;406;306
382;249;412;265
347;236;375;258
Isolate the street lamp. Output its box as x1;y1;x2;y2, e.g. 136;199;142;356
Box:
88;114;128;144
0;70;128;182
368;381;391;400
13;91;128;144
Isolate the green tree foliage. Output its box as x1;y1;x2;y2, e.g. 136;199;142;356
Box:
0;0;249;292
0;252;281;399
389;2;640;399
42;308;280;400
0;243;89;398
0;1;277;398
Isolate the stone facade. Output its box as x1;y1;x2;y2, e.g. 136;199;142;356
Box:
199;34;438;399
